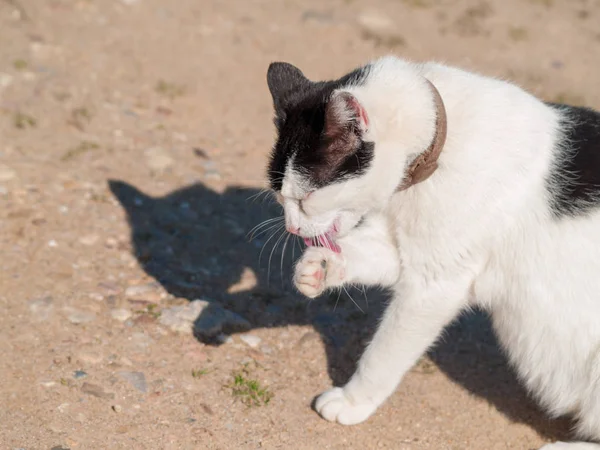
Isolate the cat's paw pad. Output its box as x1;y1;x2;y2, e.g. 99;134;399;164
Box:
314;387;377;425
294;248;344;299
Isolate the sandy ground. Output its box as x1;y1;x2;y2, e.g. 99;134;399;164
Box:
1;0;600;449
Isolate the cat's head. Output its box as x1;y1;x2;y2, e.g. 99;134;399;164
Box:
265;58;438;248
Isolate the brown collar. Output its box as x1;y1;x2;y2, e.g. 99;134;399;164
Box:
396;79;447;192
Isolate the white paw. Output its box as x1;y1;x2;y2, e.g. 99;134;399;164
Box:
294;248;344;299
314;387;377;425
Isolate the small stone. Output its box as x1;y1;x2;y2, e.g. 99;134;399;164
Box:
81;382;114;399
260;345;274;355
0;164;16;181
65;308;96;324
112;404;122;413
118;371;147;393
125;282;162;302
77;351;103;365
239;334;262;348
28;296;54;321
79;234;99;246
98;281;120;295
357;11;405;47
57;403;70;413
130;332;154;350
110;308;132;322
40;380;57;388
73;370;87;379
145;147;174;172
0;73;13;89
48;240;58;248
121;0;140;4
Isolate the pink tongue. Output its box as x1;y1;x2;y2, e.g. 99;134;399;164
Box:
303;234;341;253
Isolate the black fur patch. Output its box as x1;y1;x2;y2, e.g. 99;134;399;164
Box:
547;103;600;217
267;65;372;191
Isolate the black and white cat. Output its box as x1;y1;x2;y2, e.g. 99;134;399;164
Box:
265;56;600;449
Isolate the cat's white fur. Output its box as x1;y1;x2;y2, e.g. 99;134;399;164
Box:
281;57;600;448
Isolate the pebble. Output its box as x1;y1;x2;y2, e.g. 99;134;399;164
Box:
79;234;99;246
77;351;103;365
159;299;250;338
110;308;132;322
65;308;96;324
28;296;54;321
239;334;262;348
125;282;163;303
57;403;70;413
0;72;13;89
130;332;154;350
125;282;160;298
0;164;16;181
118;371;147;393
145;146;174;172
73;370;88;379
357;11;405;46
48;240;58;248
40;380;57;388
81;382;114;399
112;404;122;413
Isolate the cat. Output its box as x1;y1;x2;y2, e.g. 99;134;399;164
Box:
265;56;600;450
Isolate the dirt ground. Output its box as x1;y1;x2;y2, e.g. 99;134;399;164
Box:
2;0;600;449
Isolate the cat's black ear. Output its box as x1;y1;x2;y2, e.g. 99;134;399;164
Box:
324;91;369;139
267;62;310;121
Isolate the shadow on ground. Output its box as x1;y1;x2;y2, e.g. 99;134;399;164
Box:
109;178;572;442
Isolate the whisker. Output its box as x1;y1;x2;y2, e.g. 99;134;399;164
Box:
343;285;365;314
268;228;287;282
280;233;292;286
361;285;369;308
247;217;284;240
259;224;285;264
251;222;286;241
334;287;342;312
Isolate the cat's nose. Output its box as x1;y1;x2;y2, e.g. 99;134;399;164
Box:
286;225;300;235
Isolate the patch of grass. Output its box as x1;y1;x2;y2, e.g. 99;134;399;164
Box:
528;0;553;7
14;111;36;129
361;30;405;48
227;367;273;407
61;141;100;161
402;0;434;8
13;59;27;70
191;368;212;378
155;80;186;99
134;303;161;319
508;26;528;42
68;107;93;131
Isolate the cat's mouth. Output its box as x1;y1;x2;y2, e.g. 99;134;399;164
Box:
302;223;341;253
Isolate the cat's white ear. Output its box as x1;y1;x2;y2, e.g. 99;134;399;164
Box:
325;91;369;139
267;62;310;121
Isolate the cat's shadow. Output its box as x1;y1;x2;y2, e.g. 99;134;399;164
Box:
109;178;571;442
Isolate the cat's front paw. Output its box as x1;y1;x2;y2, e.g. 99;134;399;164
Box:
294;247;344;299
314;387;377;425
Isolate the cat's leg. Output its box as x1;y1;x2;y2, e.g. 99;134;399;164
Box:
539;443;600;449
294;217;400;298
314;274;471;425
